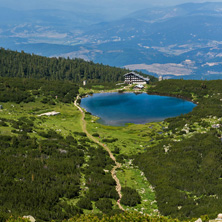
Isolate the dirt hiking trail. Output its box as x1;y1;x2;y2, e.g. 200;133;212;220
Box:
74;95;125;211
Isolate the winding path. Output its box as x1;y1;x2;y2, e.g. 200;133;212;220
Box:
74;95;125;211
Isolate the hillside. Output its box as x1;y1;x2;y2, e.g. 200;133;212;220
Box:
0;77;120;221
0;50;156;221
0;49;222;221
1;77;222;221
135;80;222;219
0;48;157;83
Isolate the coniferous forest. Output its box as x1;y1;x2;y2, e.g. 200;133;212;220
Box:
0;48;156;83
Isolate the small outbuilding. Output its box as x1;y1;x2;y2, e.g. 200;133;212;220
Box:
159;76;163;81
134;84;144;90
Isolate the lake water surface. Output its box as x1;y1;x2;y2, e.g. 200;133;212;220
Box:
80;92;196;126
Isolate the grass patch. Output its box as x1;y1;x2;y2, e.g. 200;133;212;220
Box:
0;98;83;138
85;115;168;156
117;160;158;215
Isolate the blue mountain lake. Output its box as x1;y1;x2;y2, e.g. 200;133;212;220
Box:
80;92;196;126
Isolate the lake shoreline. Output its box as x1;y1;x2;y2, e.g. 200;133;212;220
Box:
81;89;198;105
146;92;198;105
80;92;196;127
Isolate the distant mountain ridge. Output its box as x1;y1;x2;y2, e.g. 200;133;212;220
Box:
1;2;222;79
127;2;222;22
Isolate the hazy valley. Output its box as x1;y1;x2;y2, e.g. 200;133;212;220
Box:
2;2;222;79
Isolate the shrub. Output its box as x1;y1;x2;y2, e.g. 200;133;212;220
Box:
120;187;141;207
76;197;92;210
102;138;118;143
95;198;113;213
41;97;48;104
113;147;120;154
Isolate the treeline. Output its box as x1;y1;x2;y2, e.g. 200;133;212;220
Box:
0;48;157;83
134;79;222;220
0;48;138;83
0;47;126;82
0;77;79;104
